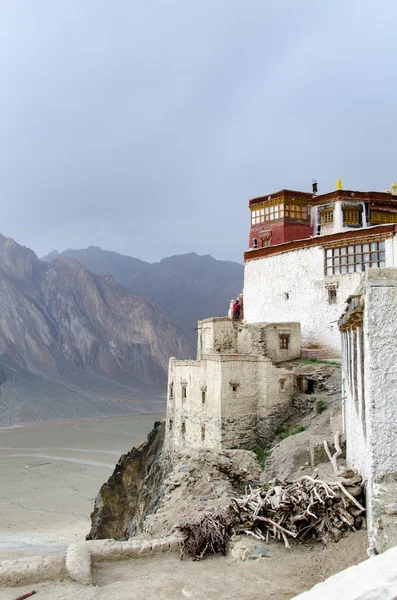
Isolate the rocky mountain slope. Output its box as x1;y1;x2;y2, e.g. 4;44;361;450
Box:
0;235;190;426
41;248;244;347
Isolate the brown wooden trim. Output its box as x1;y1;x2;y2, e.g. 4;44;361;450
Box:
244;224;396;263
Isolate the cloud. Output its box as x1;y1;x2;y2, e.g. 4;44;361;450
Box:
0;0;396;262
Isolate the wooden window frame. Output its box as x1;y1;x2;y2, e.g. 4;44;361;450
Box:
279;334;290;349
369;209;397;224
343;208;361;226
324;240;386;276
319;209;334;225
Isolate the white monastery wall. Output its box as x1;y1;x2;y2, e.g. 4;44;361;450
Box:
244;245;363;353
342;268;397;552
364;270;397;480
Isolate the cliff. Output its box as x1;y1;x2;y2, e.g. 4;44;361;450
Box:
87;421;167;540
0;235;190;425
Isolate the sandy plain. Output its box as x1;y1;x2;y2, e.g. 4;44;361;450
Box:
0;415;162;560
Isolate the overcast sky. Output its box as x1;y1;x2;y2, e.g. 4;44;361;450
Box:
1;1;397;264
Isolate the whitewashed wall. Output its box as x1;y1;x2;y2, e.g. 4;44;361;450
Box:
343;268;397;552
244;245;364;353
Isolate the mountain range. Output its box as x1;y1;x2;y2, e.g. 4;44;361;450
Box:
0;239;243;425
0;236;190;425
42;247;244;347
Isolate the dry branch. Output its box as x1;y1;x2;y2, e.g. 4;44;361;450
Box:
178;473;366;559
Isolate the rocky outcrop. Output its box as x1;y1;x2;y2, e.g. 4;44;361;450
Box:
0;235;191;425
87;421;168;540
141;448;261;539
87;424;261;542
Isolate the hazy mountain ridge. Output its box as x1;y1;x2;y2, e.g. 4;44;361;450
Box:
0;236;190;426
41;247;244;344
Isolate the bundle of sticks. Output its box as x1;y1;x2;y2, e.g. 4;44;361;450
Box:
179;475;365;558
231;474;365;548
179;512;234;560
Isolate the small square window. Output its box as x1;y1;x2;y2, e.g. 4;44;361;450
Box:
328;288;337;304
279;334;290;349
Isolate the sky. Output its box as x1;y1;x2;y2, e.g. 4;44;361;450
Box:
1;0;397;264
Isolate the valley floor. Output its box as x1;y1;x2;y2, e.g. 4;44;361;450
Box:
0;415;162;560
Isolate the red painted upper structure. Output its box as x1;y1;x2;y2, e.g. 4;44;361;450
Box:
248;185;397;251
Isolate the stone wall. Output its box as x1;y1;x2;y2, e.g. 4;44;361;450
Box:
256;361;296;443
197;317;238;358
166;317;299;453
197;317;301;363
165;358;222;451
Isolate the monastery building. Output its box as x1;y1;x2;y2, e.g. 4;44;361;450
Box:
244;180;397;353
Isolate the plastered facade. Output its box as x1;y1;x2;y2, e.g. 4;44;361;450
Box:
244;232;395;353
340;269;397;553
165;318;299;452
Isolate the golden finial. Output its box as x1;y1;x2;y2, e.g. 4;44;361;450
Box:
392;182;397;195
336;178;342;191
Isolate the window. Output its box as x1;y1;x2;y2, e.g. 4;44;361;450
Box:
251;202;284;225
284;292;289;300
182;385;187;399
324;240;385;275
369;209;397;224
284;204;308;220
169;383;173;399
262;238;270;248
181;422;186;435
343;208;361;226
279;334;290;349
253;238;258;248
201;425;206;441
230;383;239;392
328;288;337;304
320;209;334;225
202;390;206;404
279;379;286;391
169;419;173;431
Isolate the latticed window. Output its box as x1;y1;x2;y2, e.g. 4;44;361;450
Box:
284;204;308;220
320;210;334;225
325;240;385;275
251;203;284;224
279;334;290;349
370;210;397;223
343;208;361;226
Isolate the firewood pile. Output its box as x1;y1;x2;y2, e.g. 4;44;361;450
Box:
179;512;234;560
231;474;365;548
179;433;366;559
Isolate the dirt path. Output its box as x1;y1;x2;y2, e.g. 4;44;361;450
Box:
0;532;368;600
